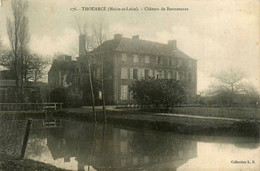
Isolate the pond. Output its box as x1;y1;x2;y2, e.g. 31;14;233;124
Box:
1;116;259;170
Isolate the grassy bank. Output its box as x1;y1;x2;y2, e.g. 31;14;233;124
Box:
52;108;260;137
1;106;259;137
0;155;68;171
168;106;260;120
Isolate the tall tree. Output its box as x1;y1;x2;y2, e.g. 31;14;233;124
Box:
74;16;96;122
25;54;49;82
0;51;48;82
211;68;247;106
73;16;109;122
92;17;108;47
6;0;30;102
92;18;108;122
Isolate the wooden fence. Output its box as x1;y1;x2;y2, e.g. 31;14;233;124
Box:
0;103;63;111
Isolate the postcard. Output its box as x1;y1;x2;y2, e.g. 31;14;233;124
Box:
0;0;259;170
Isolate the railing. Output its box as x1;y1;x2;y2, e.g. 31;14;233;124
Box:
0;103;63;111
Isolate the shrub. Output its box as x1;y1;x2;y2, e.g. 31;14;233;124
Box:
130;77;187;110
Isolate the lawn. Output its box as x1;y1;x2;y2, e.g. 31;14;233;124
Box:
169;106;260;120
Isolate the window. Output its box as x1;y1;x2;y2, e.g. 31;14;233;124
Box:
176;71;180;80
178;72;184;80
145;69;149;77
139;69;144;79
154;70;159;78
133;55;139;63
0;90;5;102
149;70;153;77
122;53;127;62
172;71;176;79
182;73;185;81
156;57;163;64
120;141;127;153
167;71;172;79
156;70;164;79
161;71;165;79
121;85;128;100
132;69;138;79
75;67;80;73
98;91;102;99
145;56;150;63
121;68;128;79
75;77;81;85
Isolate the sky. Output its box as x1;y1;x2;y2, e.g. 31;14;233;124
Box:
0;0;259;92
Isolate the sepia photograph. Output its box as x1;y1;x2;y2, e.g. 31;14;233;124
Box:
0;0;259;170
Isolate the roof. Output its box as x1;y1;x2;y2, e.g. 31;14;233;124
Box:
0;70;15;80
48;59;77;74
92;38;193;59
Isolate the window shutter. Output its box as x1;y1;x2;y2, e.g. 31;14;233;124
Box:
130;68;133;79
120;86;123;100
154;70;158;78
167;71;170;79
161;71;165;79
141;69;145;78
172;71;175;79
149;70;153;77
125;85;128;100
137;69;141;79
120;85;128;100
121;68;124;79
121;68;128;79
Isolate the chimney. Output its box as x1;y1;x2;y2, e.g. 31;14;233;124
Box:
114;34;123;39
168;40;177;49
132;35;139;40
79;35;86;56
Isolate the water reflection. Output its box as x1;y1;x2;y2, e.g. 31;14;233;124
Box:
1;116;259;170
26;119;197;170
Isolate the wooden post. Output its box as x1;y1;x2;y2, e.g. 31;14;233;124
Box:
20;118;32;159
